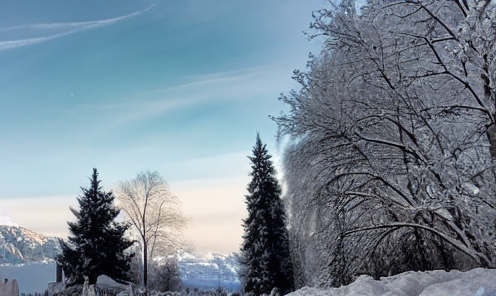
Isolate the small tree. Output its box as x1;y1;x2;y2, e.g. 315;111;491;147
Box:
240;134;294;295
56;168;134;285
115;171;187;288
148;258;182;292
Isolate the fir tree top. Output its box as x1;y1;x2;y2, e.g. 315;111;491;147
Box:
247;134;279;195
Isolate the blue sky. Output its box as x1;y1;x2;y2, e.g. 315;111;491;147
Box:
0;0;324;253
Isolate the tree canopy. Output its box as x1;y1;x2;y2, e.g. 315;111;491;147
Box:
274;0;496;287
115;171;187;288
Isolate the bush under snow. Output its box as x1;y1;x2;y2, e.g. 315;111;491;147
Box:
287;268;496;296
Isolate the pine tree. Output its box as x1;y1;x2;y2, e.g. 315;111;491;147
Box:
240;134;294;295
57;168;134;286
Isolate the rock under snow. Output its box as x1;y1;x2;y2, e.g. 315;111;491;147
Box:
0;225;60;264
287;268;496;296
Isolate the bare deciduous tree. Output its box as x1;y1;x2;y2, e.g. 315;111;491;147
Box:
115;171;188;288
275;0;496;287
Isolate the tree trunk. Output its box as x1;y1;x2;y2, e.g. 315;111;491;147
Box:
143;243;148;288
487;123;496;159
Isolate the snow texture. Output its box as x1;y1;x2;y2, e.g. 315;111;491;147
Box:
287;268;496;296
0;225;60;264
174;251;240;291
0;216;18;227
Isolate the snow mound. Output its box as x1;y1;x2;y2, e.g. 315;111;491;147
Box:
287;268;496;296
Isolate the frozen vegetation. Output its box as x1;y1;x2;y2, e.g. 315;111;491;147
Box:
274;0;496;288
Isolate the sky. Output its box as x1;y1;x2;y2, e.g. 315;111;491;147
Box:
0;0;325;255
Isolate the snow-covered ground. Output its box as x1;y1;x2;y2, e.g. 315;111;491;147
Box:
288;268;496;296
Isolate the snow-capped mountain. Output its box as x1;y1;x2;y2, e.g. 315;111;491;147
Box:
176;251;241;291
0;223;241;291
0;225;61;264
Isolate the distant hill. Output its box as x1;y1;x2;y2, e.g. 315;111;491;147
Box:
0;225;61;264
166;251;241;292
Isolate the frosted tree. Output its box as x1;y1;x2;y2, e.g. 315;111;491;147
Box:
114;171;187;288
240;134;294;295
56;168;134;285
274;0;496;287
148;258;182;292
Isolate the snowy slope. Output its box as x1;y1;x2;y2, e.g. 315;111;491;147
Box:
0;225;61;264
176;251;241;291
288;268;496;296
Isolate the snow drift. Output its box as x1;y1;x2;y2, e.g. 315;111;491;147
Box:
287;268;496;296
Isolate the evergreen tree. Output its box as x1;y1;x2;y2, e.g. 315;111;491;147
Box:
57;168;134;285
240;134;294;295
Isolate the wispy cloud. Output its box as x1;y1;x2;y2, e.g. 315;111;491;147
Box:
160;67;266;92
76;67;281;127
0;6;153;51
79;97;199;129
146;66;291;102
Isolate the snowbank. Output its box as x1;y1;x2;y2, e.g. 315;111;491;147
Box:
287;268;496;296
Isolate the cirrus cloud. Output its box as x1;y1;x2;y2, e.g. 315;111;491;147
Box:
0;6;153;51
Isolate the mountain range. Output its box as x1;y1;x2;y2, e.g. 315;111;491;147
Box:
0;225;60;264
176;251;241;291
0;224;240;291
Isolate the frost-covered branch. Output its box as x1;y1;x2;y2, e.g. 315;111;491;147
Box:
115;171;187;288
276;0;496;287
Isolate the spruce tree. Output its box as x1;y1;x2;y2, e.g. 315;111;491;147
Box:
57;168;134;285
240;134;294;295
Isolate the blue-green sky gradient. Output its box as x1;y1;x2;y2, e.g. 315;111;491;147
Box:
0;0;324;253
